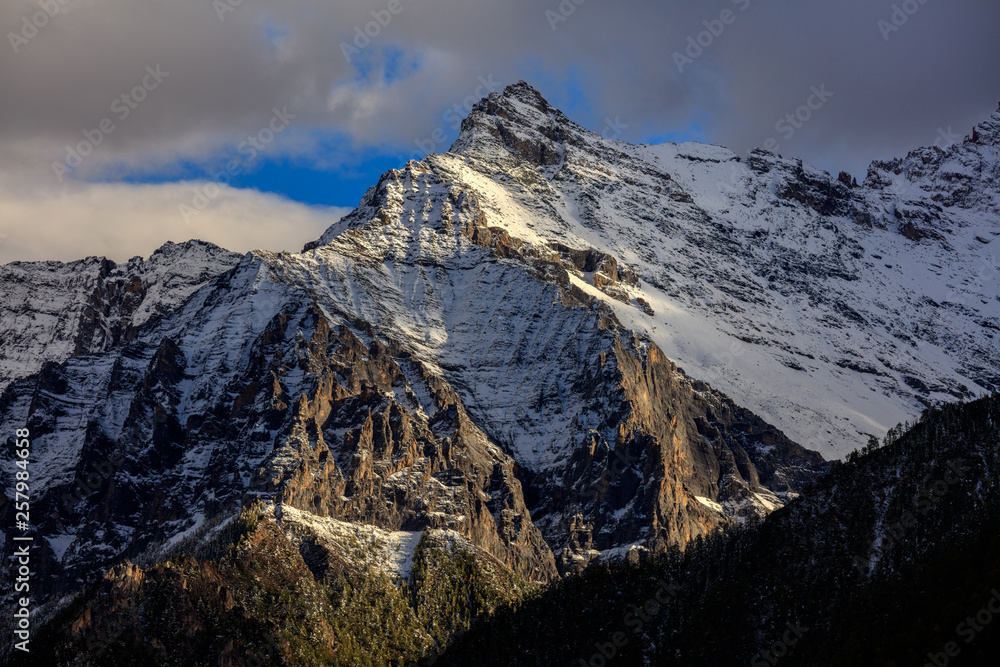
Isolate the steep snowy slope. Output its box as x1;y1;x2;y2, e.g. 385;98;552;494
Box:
378;83;1000;457
0;240;242;392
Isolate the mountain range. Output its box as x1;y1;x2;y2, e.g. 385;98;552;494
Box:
2;82;999;665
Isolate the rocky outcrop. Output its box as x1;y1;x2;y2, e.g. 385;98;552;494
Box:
748;150;872;226
258;316;558;580
864;104;1000;215
450;81;588;168
0;240;241;392
543;334;825;571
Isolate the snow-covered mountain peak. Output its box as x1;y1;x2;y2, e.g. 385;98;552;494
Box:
862;104;1000;237
9;87;1000;633
448;81;598;169
304;90;1000;458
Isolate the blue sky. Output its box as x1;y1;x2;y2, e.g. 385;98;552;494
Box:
98;64;710;211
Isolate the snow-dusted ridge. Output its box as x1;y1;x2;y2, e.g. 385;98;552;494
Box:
0;240;242;392
346;83;999;458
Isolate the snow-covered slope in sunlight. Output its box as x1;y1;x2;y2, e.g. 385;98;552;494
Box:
361;83;1000;457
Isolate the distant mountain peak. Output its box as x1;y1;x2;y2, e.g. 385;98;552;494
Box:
449;80;590;166
970;101;1000;146
498;80;552;109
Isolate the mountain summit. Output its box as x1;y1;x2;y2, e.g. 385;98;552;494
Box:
331;82;1000;456
449;80;592;166
971;102;1000;146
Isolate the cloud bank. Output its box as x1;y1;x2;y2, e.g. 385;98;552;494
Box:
2;0;998;263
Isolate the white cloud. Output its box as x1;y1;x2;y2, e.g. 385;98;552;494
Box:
0;178;349;264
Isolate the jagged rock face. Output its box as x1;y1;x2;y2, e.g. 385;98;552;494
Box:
0;127;827;617
0;240;242;392
0;271;558;610
551;336;824;569
865;105;1000;216
450;82;590;168
971;103;1000;147
403;82;1000;457
256;315;557;580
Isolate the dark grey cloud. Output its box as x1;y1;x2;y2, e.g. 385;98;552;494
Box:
1;0;998;207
